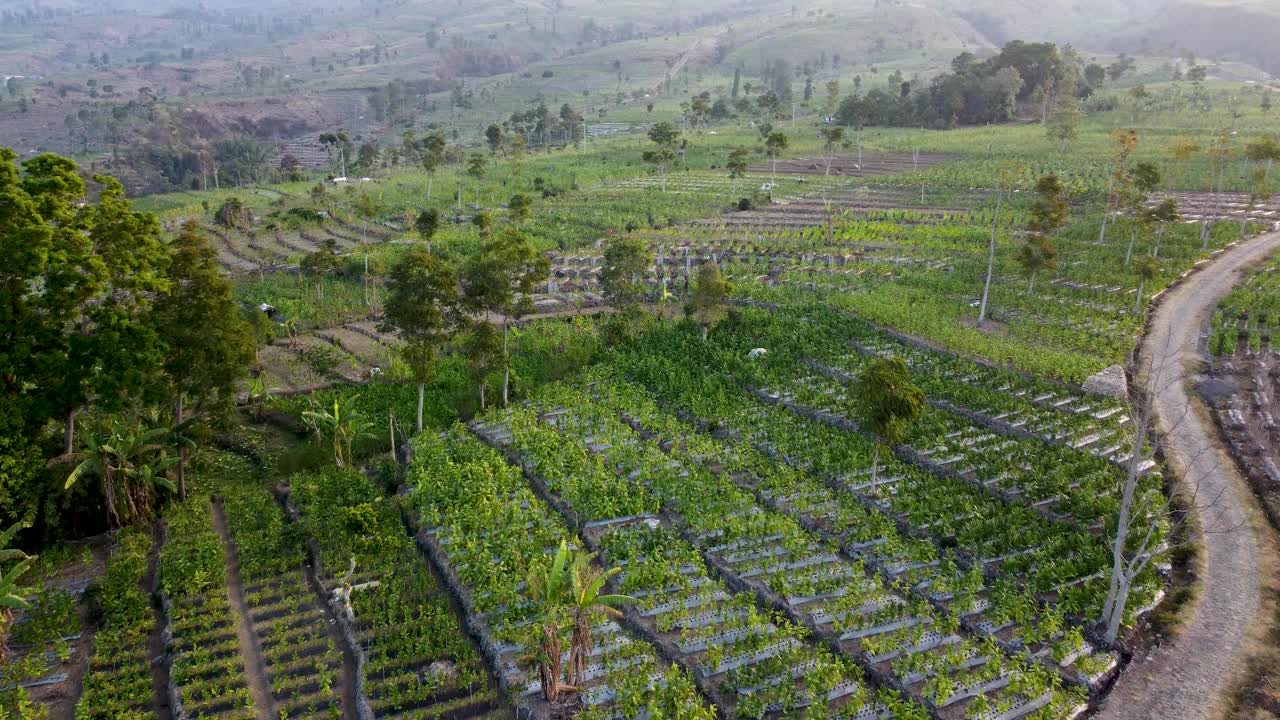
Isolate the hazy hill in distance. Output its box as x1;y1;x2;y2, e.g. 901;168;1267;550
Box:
1;0;1274;195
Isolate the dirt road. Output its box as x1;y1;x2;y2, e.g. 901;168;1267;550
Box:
1095;230;1280;720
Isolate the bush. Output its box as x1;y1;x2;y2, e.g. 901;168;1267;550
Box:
737;197;753;211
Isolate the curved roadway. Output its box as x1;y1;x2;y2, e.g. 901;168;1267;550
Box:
1094;230;1280;720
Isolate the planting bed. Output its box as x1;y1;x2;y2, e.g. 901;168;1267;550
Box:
72;530;157;720
160;494;258;720
466;378;1093;720
749;153;956;178
1149;191;1280;230
2;543;103;719
1202;251;1280;526
286;467;507;720
410;427;720;720
219;465;348;720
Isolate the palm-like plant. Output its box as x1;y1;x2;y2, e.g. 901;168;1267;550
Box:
566;549;631;687
56;420;178;528
1;522;36;664
302;395;374;468
524;541;572;703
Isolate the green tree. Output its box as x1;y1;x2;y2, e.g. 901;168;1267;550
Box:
1125;161;1161;267
301;238;341;300
1015;235;1057;294
484;124;504;153
1245;134;1280;182
462;228;550;407
1028;173;1070;236
415;207;440;245
1242;167;1273;240
642;122;680;192
466;152;487;209
851;357;924;497
462;321;503;412
764;130;789;197
726;147;749;196
686;262;733;340
601;237;653;311
2;153;170;457
1046;95;1083;151
150;221;253;499
420;131;447;201
380;250;463;433
508;193;532;224
1147;198;1181;256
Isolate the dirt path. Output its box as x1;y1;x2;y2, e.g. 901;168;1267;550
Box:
1095;231;1280;720
146;523;174;720
210;500;276;720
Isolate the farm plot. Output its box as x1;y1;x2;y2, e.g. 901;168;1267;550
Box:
737;305;1143;474
581;372;1121;691
611;323;1164;644
463;412;911;720
215;457;348;720
711;311;1161;537
286;467;507;720
748;153;956;178
159;493;258;720
473;382;1087;720
409;427;722;720
2;544;102;718
1202;251;1280;526
73;529;157;720
1150;191;1280;230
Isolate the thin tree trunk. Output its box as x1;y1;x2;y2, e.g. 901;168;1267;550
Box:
64;408;77;455
426;174;433;202
1153;224;1165;258
1105;578;1132;644
502;321;510;409
1135;279;1145;315
1101;413;1148;628
389;411;396;458
1098;173;1112;245
1029;272;1036;295
869;445;880;497
174;395;186;501
1125;226;1136;267
416;381;424;434
978;190;1002;325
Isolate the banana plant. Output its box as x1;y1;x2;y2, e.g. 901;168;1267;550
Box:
565;548;632;688
1;522;36;665
56;420;177;528
302;394;374;468
523;540;572;702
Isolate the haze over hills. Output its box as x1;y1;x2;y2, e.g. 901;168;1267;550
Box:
0;0;1274;194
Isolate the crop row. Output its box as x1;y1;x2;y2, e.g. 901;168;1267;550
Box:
215;451;347;720
610;323;1164;637
286;467;505;720
75;529;156;720
479;379;1088;720
1209;251;1280;356
159;488;257;720
408;426;719;719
